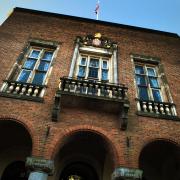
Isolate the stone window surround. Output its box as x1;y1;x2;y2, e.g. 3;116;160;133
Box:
68;37;118;84
0;38;59;101
131;54;178;119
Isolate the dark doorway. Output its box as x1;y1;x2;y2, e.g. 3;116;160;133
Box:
1;161;29;180
139;140;180;180
57;131;114;180
60;162;99;180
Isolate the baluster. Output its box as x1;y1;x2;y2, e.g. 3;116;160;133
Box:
20;84;27;95
112;87;117;98
7;82;15;93
148;102;153;113
82;82;87;94
109;86;113;98
95;84;99;96
64;79;70;91
88;83;93;95
106;86;110;97
13;83;21;94
33;86;39;97
76;82;81;93
159;103;165;114
26;85;33;96
165;104;171;115
142;101;147;112
100;85;105;96
118;87;122;99
154;103;159;114
70;81;76;92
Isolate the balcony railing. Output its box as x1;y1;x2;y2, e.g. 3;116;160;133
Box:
0;80;45;101
52;77;130;130
137;99;177;118
59;77;128;101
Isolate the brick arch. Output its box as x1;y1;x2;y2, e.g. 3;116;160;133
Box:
0;116;39;156
136;137;180;168
44;125;124;168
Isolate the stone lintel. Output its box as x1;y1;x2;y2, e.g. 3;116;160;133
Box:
112;167;143;180
26;157;54;175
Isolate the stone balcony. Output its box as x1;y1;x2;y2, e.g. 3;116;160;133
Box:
0;80;46;102
52;77;130;130
136;99;179;120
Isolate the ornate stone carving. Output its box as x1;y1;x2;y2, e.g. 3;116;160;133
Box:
112;167;143;180
26;157;54;175
78;33;116;49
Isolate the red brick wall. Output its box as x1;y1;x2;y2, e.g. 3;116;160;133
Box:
0;10;180;168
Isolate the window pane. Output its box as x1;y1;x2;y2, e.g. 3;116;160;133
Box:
135;65;144;74
32;72;46;85
80;58;86;66
147;68;156;76
30;50;40;59
136;75;146;85
42;51;53;61
149;77;159;88
139;87;149;100
23;58;36;70
152;89;162;102
102;61;108;69
88;67;98;78
102;69;108;80
17;70;31;83
78;66;85;77
89;59;99;67
38;61;50;71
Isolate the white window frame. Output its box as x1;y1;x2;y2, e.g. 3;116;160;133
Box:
75;54;110;81
134;63;164;102
17;46;55;85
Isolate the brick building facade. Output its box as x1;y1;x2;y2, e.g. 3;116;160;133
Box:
0;7;180;180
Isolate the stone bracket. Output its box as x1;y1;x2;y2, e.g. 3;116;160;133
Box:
120;103;130;130
52;91;61;122
112;167;143;180
26;157;54;175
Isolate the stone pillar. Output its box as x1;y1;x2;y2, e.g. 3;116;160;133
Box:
112;44;118;84
112;167;143;180
26;157;54;180
68;37;80;78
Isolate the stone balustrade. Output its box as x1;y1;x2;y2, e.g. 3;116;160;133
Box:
59;77;128;101
1;80;46;100
138;99;177;117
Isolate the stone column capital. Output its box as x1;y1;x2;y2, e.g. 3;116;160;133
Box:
112;167;143;180
26;157;54;175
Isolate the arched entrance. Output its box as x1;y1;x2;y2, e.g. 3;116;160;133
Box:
0;120;32;179
139;140;180;180
55;131;114;180
1;161;29;180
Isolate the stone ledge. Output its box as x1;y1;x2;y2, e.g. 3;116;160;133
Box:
0;92;44;103
136;111;180;121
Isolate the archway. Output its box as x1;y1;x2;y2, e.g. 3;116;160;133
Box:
0;120;32;179
54;131;114;180
139;140;180;180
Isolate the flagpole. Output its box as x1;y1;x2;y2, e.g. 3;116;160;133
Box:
96;12;99;20
95;0;100;20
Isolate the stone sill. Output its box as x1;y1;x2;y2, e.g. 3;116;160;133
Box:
136;111;180;121
0;92;44;103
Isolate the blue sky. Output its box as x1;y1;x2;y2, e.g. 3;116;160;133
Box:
0;0;180;35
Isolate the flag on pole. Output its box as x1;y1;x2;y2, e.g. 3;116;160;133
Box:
95;0;100;20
